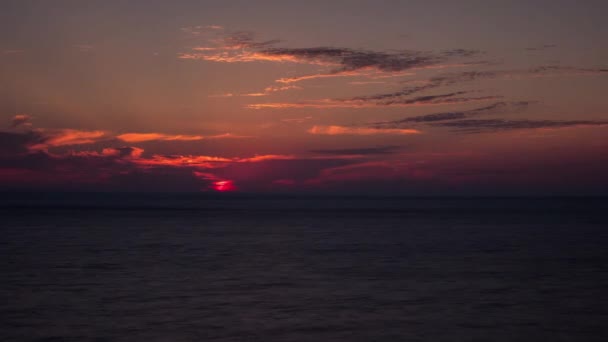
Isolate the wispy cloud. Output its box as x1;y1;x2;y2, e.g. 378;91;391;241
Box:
117;133;205;142
308;125;420;135
525;44;557;51
432;119;608;133
181;30;482;82
370;102;530;127
101;146;144;159
242;85;301;97
280;116;313;124
310;145;401;155
117;132;250;143
209;92;235;98
132;154;233;169
30;129;109;150
237;154;296;162
248;92;500;109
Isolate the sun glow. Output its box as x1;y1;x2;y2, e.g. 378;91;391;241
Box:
213;180;236;192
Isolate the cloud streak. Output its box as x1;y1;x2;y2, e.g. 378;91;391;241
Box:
310;145;401;155
369;102;531;128
31;129;108;150
248;92;500;109
181;30;482;83
432;119;608;133
308;125;420;135
117;133;205;142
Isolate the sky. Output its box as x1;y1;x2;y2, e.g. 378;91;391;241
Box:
1;0;607;195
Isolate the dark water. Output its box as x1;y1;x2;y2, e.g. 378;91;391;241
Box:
2;197;608;341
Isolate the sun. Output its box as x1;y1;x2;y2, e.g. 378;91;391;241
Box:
213;180;236;192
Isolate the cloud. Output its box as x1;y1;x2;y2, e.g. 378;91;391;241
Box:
254;65;600;111
364;66;608;102
263;85;301;93
432;119;608;133
2;128;607;194
248;91;499;109
237;154;296;162
306;161;407;185
117;133;205;143
29;129;108;150
370;102;530;128
209;93;235;98
280;116;313;124
421;66;608;86
275;70;376;83
525;44;557;51
116;132;249;143
131;154;233;169
308;125;420;135
310;145;401;155
101;146;144;159
10;114;31;128
242;85;301;97
0;131;46;154
181;31;481;81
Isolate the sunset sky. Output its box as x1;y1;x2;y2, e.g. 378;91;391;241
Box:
1;0;607;195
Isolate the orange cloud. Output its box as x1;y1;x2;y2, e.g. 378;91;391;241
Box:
308;125;421;135
237;154;296;162
133;155;233;169
131;153;299;169
117;132;249;143
30;129;108;150
275;69;416;84
180;50;324;64
101;147;144;159
117;133;204;142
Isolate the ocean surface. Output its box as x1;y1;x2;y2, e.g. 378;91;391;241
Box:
2;195;608;341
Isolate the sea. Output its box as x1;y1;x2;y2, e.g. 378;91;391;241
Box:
2;194;607;341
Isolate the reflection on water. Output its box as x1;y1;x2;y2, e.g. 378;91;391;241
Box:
2;198;608;341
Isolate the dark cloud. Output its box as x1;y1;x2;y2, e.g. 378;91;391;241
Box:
377;91;501;107
432;119;608;133
262;46;445;73
342;71;499;104
310;146;401;155
352;65;608;104
347;84;439;102
370;101;530;128
342;90;470;106
187;30;482;75
0;131;47;155
223;30;282;49
386;91;464;105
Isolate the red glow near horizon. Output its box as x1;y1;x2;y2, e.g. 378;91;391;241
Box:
213;180;236;192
